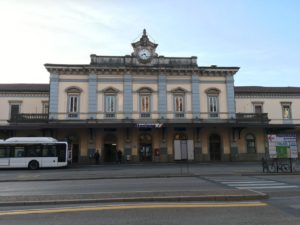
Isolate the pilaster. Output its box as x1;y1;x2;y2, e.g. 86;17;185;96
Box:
49;73;59;120
124;74;133;118
226;75;236;119
88;73;97;119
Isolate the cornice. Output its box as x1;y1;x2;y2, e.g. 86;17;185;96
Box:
0;92;49;97
44;64;239;77
235;93;300;98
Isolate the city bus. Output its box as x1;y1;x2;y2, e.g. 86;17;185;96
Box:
0;137;68;169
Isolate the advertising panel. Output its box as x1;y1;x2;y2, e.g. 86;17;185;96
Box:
268;134;298;159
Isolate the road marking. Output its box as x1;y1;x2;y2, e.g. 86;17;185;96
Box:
237;185;299;189
226;183;285;187
222;181;277;184
207;176;299;190
0;202;267;216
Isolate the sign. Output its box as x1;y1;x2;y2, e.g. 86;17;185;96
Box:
136;123;163;128
268;134;298;159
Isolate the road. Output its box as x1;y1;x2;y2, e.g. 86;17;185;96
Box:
0;177;220;196
0;164;300;224
0;199;300;225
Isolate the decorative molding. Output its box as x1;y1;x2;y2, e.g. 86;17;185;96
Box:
205;88;221;95
0;93;49;97
235;94;300;98
65;86;83;93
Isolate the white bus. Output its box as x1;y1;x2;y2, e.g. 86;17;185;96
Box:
0;137;68;169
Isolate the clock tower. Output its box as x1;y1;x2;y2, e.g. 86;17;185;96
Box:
132;29;158;63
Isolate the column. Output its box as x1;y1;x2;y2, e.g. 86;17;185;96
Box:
226;75;236;119
88;72;97;119
124;74;133;118
49;72;59;120
158;74;167;119
191;74;200;118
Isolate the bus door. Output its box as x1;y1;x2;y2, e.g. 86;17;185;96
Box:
42;145;58;167
0;146;9;166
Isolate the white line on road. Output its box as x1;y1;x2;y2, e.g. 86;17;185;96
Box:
221;181;278;184
237;185;299;189
226;183;285;187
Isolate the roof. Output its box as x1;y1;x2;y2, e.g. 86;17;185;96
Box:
3;137;58;143
0;84;49;92
235;86;300;94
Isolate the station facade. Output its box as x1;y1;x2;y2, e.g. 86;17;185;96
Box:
1;30;300;163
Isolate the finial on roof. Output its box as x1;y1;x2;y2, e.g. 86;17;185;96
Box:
143;29;147;36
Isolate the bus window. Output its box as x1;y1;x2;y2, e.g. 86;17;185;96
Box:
14;146;25;157
26;145;42;157
42;145;56;157
0;147;8;158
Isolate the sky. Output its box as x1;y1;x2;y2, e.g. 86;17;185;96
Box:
0;0;299;87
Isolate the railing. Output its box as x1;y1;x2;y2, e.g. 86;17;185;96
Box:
262;158;298;173
9;113;48;123
236;113;269;123
8;112;269;124
140;113;151;118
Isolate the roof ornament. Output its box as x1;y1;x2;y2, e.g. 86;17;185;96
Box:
141;28;149;46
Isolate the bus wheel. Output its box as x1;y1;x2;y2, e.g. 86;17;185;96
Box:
28;160;39;170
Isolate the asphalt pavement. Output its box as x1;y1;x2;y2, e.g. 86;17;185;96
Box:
0;162;298;206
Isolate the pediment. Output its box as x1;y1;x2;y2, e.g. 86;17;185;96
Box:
103;87;119;93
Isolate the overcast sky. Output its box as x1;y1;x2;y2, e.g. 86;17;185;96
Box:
0;0;299;86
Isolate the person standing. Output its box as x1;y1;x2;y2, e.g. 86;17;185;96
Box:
117;149;122;164
94;150;100;164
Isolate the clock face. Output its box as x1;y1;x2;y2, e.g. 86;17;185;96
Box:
138;48;151;60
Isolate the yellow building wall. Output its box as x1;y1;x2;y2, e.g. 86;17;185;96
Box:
0;96;48;124
236;98;300;124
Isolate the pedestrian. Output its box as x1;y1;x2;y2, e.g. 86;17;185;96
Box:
117;149;122;164
94;150;100;164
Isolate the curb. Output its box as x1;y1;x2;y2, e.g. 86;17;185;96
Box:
0;193;269;207
0;174;197;183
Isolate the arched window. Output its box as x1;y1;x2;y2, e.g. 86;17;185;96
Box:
206;88;220;118
103;87;119;118
138;87;152;118
65;87;82;118
172;88;186;118
246;134;256;153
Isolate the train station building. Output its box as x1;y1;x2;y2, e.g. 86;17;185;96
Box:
0;30;299;163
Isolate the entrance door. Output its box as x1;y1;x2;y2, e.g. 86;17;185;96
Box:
209;134;221;161
103;144;117;162
139;144;152;161
72;144;79;163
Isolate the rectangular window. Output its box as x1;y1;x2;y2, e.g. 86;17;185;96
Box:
105;95;116;113
254;105;262;113
42;101;49;114
105;95;116;118
13;146;25;157
69;96;79;113
175;96;184;112
282;105;291;119
0;147;8;158
140;95;151;118
208;96;218;117
174;95;184;118
10;104;20;119
140;95;150;113
68;95;79;118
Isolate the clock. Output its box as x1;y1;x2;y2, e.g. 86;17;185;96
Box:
138;48;151;61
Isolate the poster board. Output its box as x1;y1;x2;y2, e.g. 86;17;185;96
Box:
268;134;298;159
